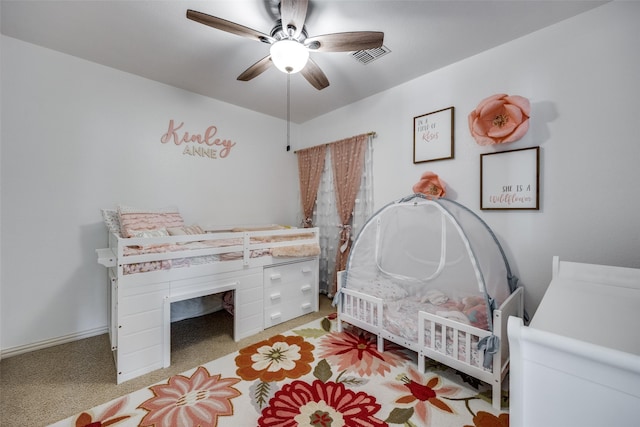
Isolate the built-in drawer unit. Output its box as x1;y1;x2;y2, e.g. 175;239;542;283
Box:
263;258;318;327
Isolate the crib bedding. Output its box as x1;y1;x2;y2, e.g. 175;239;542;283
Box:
341;271;489;368
383;297;483;367
342;292;485;368
345;272;490;330
342;297;483;368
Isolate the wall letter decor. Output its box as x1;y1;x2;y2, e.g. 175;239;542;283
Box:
160;119;237;159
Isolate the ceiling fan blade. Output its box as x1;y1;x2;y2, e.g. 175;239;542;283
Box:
186;9;273;44
237;55;273;81
305;31;384;52
301;58;330;90
280;0;308;38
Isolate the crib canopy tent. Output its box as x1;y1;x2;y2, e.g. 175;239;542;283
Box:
343;195;517;332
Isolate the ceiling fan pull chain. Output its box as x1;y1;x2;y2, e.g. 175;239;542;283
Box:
287;72;291;152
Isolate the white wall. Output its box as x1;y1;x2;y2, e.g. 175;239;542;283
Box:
2;1;639;353
295;1;640;316
0;36;299;353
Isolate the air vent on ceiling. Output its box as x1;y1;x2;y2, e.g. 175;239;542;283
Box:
351;45;391;65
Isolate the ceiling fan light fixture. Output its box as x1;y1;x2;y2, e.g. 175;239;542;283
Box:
270;39;309;74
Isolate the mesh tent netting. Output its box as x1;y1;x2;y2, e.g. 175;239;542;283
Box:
339;194;519;337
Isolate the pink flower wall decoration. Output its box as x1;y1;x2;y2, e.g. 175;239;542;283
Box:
468;94;530;145
412;171;447;199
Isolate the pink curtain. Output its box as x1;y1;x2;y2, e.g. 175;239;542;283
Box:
296;144;326;227
330;134;367;293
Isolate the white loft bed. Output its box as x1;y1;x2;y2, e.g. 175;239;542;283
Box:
508;256;640;426
97;225;320;383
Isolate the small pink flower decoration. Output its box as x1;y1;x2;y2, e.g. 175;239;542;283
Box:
412;171;446;199
468;94;530;145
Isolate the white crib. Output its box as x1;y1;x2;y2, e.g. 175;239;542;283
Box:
337;271;524;409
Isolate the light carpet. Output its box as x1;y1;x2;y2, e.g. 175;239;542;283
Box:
48;313;508;426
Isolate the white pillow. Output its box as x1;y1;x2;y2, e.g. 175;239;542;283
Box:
167;225;205;236
132;228;169;238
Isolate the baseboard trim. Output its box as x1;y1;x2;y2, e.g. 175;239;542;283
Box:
1;326;108;359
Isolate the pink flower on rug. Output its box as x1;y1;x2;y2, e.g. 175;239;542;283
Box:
386;366;461;425
468;94;530;145
258;379;388;427
73;396;131;427
317;329;409;377
137;366;241;427
235;334;315;382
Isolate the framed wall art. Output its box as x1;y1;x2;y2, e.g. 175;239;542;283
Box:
413;106;454;163
480;146;540;210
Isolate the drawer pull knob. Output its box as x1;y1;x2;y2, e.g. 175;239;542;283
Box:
270;312;281;320
270;293;281;300
301;267;312;273
301;284;312;292
270;273;282;280
301;302;312;309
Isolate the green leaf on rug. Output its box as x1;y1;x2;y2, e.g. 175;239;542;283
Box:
321;317;332;332
293;327;327;338
253;380;272;409
337;375;369;386
385;407;414;424
313;359;333;382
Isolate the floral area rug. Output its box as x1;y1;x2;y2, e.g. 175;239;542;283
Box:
49;313;509;427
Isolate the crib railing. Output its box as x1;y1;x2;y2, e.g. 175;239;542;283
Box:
336;287;385;352
417;311;491;373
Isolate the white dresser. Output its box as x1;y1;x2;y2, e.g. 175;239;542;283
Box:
263;258;319;327
508;256;640;427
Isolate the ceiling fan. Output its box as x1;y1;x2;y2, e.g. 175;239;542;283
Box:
186;0;384;90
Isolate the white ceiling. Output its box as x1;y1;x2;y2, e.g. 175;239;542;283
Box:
1;0;607;123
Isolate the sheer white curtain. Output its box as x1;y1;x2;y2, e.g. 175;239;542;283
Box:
313;137;374;296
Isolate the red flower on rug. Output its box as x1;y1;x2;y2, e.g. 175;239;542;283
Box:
258;379;388;427
465;411;510;427
235;334;315;382
137;366;241;427
317;329;409;377
385;366;461;425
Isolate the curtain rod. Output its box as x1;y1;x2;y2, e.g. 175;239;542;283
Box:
294;131;377;153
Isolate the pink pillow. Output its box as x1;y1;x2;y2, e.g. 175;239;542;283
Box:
118;205;184;238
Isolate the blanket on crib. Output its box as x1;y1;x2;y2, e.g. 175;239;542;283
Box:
48;314;508;427
347;276;490;330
